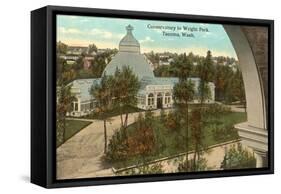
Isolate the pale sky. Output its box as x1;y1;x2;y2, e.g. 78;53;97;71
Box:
57;15;237;58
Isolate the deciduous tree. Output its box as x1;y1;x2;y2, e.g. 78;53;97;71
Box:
90;74;113;153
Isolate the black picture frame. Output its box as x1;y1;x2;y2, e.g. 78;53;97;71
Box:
31;5;274;188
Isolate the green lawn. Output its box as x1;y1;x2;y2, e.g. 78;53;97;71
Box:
57;119;92;148
109;111;246;169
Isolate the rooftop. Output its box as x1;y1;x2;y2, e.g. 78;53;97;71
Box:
103;25;154;79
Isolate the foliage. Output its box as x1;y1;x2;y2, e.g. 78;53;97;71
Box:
173;80;195;105
211;124;239;143
198;80;211;103
56;84;75;146
106;112;156;162
189;108;205;169
203;103;231;117
122;163;164;175
57;41;68;54
202;104;238;143
89;66;140;154
90;74;113;153
127;113;155;156
198;50;215;82
56;58;76;147
178;157;208;172
229;69;246;107
172;55;196;173
91;74;113;114
153;65;175;77
106;128;129;161
214;64;233;102
109;111;246;169
111;66;141;128
87;43;98;54
164;111;184;151
90;54;108;77
173;53;193;80
56;41;117;80
221;143;256;169
152;50;245;104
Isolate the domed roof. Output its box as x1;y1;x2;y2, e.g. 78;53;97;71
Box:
103;52;154;79
102;25;154;79
119;25;140;53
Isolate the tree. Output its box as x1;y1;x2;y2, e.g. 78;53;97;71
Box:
173;79;195;171
172;53;193;80
56;60;76;146
231;69;246;111
88;43;98;55
106;127;129;161
73;56;84;72
214;65;229;101
198;50;214;105
106;112;155;162
188;50;213;170
112;66;140;129
198;80;211;105
190;108;204;170
127;112;155;157
56;57;66;79
91;55;107;77
56;84;75;146
172;51;195;171
57;41;68;54
221;143;256;169
90;74;113;153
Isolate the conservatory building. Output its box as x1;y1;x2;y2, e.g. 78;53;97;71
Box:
67;25;215;117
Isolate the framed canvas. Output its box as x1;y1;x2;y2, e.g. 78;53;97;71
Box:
31;5;274;188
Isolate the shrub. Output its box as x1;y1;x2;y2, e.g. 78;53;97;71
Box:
212;124;239;142
164;111;182;131
106;128;129;161
221;143;256;169
106;112;156;162
127;124;155;157
123;162;164;175
178;157;208;172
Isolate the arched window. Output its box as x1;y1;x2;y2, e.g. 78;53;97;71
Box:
148;93;154;106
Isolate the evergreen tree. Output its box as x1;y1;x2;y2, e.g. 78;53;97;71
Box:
172;53;193;80
198;50;214;105
190;50;214;169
